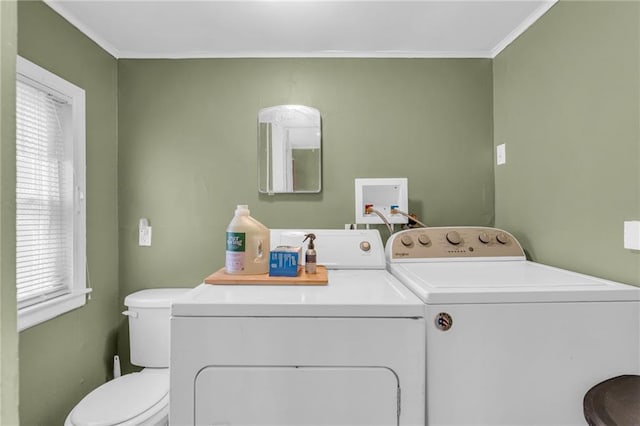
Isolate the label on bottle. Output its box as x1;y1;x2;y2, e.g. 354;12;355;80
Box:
226;232;246;272
305;253;317;273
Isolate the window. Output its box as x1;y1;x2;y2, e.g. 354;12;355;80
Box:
16;56;89;331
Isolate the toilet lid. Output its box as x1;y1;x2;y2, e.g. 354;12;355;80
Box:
70;371;168;426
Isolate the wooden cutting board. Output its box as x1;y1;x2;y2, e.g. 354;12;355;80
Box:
204;265;328;286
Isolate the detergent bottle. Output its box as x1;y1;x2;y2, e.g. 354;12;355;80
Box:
225;205;270;274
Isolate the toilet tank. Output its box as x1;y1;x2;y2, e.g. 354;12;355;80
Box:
124;288;191;368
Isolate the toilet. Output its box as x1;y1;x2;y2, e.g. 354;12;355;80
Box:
65;288;191;426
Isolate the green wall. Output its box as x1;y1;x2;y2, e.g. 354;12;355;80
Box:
0;0;19;424
117;57;494;368
493;1;640;286
17;2;119;424
117;61;493;276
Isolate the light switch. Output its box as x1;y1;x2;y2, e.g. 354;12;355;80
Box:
624;221;640;250
496;144;506;165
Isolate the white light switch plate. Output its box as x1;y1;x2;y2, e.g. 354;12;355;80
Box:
624;221;640;250
496;144;506;165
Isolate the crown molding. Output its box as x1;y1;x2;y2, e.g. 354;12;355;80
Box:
491;0;557;58
116;50;495;59
44;0;122;59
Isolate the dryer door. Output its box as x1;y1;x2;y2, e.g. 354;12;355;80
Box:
195;366;400;425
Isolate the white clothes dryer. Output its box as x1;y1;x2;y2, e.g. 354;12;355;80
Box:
386;226;640;426
170;229;425;426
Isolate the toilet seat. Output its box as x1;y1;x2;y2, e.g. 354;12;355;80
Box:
66;370;169;426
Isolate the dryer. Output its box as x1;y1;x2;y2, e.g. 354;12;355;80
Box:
386;226;640;426
170;229;425;426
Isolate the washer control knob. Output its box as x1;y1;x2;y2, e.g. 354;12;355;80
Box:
496;232;510;245
446;231;462;245
418;234;431;246
401;235;413;247
478;232;491;244
360;241;371;252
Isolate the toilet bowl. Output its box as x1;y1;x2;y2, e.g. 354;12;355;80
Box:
65;288;191;426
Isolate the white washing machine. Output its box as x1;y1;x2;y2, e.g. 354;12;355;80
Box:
386;226;640;426
170;229;425;426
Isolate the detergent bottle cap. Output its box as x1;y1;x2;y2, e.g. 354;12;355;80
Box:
235;204;250;216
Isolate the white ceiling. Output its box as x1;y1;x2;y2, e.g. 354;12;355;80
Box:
44;0;557;59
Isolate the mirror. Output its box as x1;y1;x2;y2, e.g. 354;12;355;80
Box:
258;105;321;194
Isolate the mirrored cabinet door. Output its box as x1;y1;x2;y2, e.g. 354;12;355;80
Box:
258;105;321;194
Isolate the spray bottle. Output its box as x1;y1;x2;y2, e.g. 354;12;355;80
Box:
303;233;317;274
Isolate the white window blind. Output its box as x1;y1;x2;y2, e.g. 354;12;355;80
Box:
16;56;88;331
16;79;73;307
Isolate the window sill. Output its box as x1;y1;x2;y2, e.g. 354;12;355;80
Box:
18;289;92;332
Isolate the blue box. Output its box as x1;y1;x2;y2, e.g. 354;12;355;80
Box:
269;246;301;277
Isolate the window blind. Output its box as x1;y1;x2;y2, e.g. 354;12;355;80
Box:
16;79;73;308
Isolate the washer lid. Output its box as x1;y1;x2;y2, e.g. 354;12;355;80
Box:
171;270;424;318
388;261;640;304
70;371;168;426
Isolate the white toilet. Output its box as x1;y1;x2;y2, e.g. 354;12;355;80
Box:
65;288;191;426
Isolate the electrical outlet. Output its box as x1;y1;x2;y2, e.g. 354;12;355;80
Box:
139;218;152;246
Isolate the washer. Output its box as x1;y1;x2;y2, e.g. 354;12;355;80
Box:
170;229;425;426
386;226;640;426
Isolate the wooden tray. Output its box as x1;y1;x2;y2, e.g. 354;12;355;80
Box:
204;265;328;286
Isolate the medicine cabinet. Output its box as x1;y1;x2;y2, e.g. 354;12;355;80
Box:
258;105;321;194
